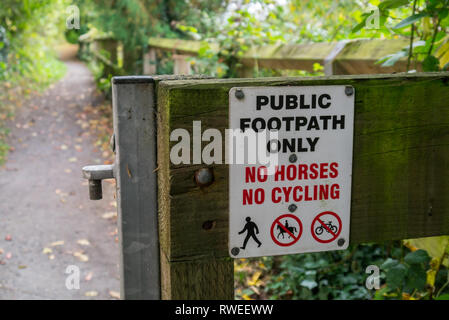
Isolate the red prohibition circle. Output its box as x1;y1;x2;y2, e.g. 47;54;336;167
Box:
270;214;303;247
311;211;342;243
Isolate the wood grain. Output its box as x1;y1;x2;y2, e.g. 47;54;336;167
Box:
157;72;449;299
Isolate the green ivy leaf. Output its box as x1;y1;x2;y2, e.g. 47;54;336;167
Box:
404;249;430;265
300;279;318;290
404;264;427;292
386;263;407;290
381;257;399;269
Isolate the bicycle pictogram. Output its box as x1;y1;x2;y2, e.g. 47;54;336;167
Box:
314;220;338;236
311;211;342;243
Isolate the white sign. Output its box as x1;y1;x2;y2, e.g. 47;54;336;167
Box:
228;86;354;258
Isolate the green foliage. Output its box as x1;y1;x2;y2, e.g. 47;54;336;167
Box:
262;244;387;300
190;0;375;77
359;0;449;71
236;240;449;300
0;0;68;84
75;0;229;73
376;250;436;299
0;0;68;164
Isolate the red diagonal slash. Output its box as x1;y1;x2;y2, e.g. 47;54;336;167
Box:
317;218;337;237
276;221;298;240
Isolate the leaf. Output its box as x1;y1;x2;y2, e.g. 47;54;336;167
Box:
379;0;410;10
422;55;440;71
436;39;449;69
439;8;449;20
393;13;427;29
404;249;430;265
50;240;64;247
381;258;399;270
352;15;369;33
377;50;408;67
42;247;52;254
373;286;390;300
247;271;262;286
405;236;449;267
405;264;427;292
85;271;93;281
73;251;89;262
300;279;318;290
426;268;437;288
386;263;407;290
436;294;449;300
109;290;120;299
85;291;98;297
77;239;91;246
102;211;117;219
241;293;253;300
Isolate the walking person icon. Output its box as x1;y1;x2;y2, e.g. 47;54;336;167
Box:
238;217;262;250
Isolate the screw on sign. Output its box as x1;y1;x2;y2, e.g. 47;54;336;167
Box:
311;211;342;243
270;214;303;247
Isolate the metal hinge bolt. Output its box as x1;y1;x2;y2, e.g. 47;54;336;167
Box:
82;164;115;200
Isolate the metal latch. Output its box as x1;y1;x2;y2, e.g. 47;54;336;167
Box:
82;164;115;200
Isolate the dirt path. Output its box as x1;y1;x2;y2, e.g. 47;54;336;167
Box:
0;59;120;299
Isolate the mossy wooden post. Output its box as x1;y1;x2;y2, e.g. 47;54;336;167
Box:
157;72;449;299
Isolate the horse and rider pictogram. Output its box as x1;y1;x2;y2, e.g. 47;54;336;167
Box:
276;219;298;239
270;214;303;247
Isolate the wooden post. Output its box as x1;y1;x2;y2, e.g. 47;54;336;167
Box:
96;39;118;75
173;54;192;75
143;48;157;75
236;65;254;78
157;72;449;299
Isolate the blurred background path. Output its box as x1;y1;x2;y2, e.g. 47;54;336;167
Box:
0;53;120;299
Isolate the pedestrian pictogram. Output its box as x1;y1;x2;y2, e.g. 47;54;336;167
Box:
238;217;262;250
270;214;303;247
311;211;342;243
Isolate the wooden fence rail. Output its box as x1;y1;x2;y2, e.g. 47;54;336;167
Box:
81;35;417;77
147;37;412;76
